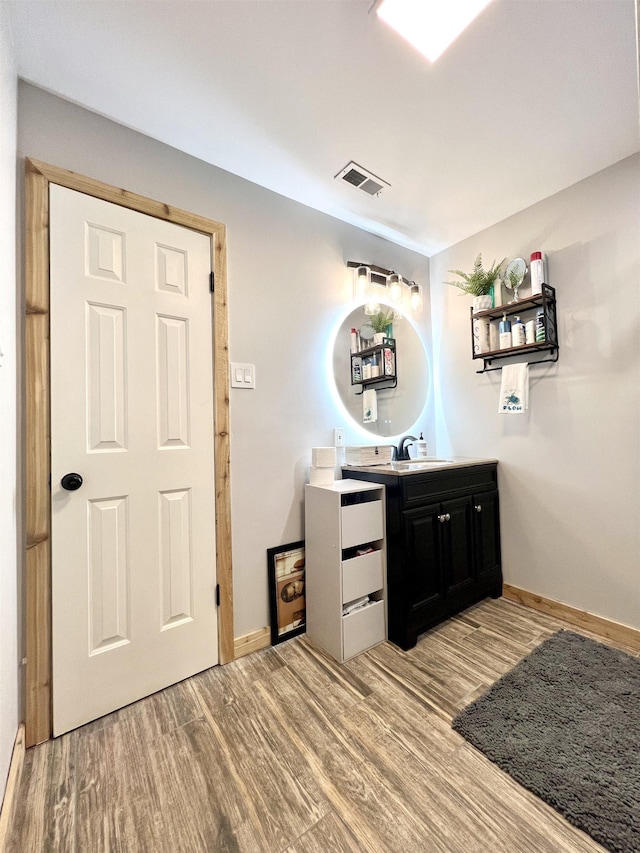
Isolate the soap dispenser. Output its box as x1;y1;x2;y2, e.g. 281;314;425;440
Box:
415;432;428;458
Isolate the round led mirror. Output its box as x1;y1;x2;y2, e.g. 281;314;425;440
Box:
332;305;429;437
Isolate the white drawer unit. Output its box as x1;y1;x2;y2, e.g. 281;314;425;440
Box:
305;479;386;663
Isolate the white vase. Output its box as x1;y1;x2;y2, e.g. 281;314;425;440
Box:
473;295;492;312
373;332;386;345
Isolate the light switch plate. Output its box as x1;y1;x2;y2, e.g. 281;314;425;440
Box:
230;362;255;389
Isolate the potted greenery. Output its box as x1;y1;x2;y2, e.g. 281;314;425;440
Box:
370;308;395;344
445;253;505;311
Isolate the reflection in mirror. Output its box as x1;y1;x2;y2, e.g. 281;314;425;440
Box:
333;304;429;437
505;257;527;303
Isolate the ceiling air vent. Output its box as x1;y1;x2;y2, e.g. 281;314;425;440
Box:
335;161;390;197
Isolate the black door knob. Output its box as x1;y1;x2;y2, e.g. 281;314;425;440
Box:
61;473;83;491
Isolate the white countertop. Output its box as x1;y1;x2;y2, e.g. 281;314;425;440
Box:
342;457;498;476
305;479;383;493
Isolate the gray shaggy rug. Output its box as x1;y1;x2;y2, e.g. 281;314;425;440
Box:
452;630;640;853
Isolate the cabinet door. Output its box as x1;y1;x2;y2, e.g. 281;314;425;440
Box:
401;503;443;611
473;490;501;580
441;496;475;595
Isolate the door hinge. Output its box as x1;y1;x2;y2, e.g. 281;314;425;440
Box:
48;474;51;491
215;584;220;606
209;271;215;292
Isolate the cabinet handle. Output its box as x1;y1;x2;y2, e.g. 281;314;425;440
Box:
439;513;451;523
445;513;450;522
475;504;482;513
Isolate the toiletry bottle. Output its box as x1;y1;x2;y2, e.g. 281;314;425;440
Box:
525;319;536;344
352;357;362;384
499;313;512;349
511;316;525;347
489;322;499;352
383;346;395;376
350;328;358;353
415;432;428;457
535;308;546;342
530;252;547;295
371;353;380;378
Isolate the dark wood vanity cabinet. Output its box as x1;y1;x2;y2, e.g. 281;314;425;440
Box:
342;463;502;650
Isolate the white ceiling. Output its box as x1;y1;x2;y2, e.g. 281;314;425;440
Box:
7;0;640;256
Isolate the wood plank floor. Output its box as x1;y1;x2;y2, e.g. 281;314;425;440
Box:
9;597;634;853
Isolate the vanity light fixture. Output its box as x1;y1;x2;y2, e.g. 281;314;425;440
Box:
347;261;422;316
373;0;493;63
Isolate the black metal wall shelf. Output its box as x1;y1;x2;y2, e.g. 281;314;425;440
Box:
471;284;558;374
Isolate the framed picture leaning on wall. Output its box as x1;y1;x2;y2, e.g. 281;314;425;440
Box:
267;541;306;645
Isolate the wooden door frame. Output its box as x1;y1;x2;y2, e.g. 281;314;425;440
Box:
24;158;234;747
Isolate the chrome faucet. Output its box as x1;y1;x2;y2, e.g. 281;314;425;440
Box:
396;435;418;461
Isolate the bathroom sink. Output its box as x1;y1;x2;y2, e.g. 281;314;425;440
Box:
394;459;456;470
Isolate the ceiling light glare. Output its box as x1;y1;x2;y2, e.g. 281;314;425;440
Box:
409;284;423;313
388;273;403;303
356;265;371;298
377;0;492;63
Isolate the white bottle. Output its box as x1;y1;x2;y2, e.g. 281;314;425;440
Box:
489;322;499;352
530;252;547;295
512;316;525;347
525;319;536;344
350;328;358;353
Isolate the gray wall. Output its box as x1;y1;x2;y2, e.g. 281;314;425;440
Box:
430;154;640;629
17;82;433;640
0;0;19;802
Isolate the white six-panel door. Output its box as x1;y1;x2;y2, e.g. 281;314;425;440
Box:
50;185;218;736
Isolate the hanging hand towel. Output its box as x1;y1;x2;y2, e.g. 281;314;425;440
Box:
499;363;529;414
362;388;377;424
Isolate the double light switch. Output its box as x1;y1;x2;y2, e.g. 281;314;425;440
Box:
230;363;255;389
